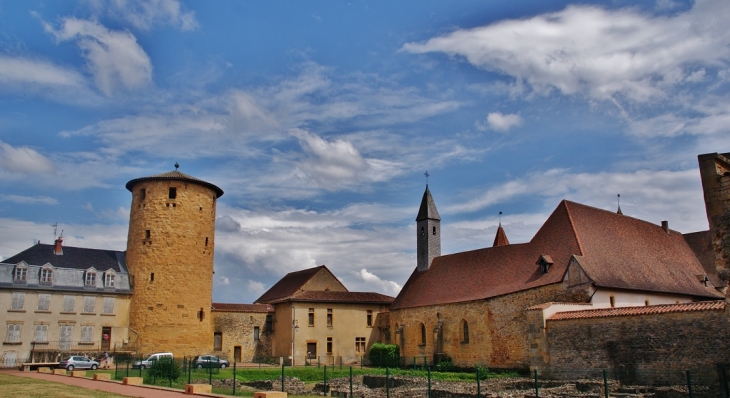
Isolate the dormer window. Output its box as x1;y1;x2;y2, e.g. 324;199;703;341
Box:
13;265;27;283
85;269;97;287
536;255;554;274
40;266;53;285
104;271;116;288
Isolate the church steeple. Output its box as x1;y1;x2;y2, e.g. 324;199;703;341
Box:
416;185;441;272
493;224;510;247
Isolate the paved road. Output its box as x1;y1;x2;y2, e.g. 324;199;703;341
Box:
3;370;208;397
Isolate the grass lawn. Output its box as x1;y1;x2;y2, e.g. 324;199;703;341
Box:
0;373;128;398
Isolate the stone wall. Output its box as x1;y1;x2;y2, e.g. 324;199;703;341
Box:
541;304;730;377
698;152;730;273
212;311;271;362
126;179;217;357
390;283;565;369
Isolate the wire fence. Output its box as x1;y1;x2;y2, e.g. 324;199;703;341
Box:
103;356;730;398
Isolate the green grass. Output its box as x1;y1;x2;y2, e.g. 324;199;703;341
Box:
0;373;128;398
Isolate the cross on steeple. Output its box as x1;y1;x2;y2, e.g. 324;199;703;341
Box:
424;171;430;186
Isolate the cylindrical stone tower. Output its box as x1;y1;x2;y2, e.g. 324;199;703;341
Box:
125;166;224;357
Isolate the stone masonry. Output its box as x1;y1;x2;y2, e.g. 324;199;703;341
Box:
126;178;218;357
698;152;730;273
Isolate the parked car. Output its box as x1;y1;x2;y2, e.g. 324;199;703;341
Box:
58;356;99;371
192;355;229;369
132;352;173;369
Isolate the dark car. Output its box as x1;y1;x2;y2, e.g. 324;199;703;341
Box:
59;356;99;371
192;355;229;369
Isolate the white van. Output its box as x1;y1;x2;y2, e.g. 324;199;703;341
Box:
132;352;173;369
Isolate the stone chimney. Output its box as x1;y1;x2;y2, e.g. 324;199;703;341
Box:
661;221;669;234
53;237;63;255
698;152;730;272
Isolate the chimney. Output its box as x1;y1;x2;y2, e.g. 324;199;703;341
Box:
54;237;63;255
661;221;669;234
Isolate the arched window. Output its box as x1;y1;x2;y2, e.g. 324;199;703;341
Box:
419;323;426;346
461;319;469;344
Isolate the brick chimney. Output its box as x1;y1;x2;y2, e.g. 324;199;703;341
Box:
54;237;63;255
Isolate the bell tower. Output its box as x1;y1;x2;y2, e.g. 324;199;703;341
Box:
416;185;441;272
125;165;224;356
698;152;730;273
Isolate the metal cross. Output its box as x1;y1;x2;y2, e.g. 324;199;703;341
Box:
424;171;430;185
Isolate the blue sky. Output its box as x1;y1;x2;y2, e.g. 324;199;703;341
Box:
1;0;728;303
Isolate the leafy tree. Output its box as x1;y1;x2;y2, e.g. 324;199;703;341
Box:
368;343;400;368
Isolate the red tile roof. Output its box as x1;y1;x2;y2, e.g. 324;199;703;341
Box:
211;303;274;312
548;300;725;321
255;265;347;304
269;290;395;304
492;225;509;247
391;200;721;310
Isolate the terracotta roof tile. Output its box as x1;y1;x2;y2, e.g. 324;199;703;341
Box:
548;300;725;321
125;169;224;197
492;225;509;247
254;265;349;304
270;290;395;304
211;303;274;312
391;200;721;310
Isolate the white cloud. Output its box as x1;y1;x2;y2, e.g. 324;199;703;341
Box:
402;0;730;104
0;56;86;87
352;269;401;296
477;112;523;132
0;195;58;205
45;18;152;96
246;280;266;295
87;0;197;31
0;142;54;174
216;276;230;286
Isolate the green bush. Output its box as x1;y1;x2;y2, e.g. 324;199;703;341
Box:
435;355;454;372
146;358;181;381
368;343;400;368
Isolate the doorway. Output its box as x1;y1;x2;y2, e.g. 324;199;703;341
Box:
306;342;317;362
101;327;112;351
234;346;241;363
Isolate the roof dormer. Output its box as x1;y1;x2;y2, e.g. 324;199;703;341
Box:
537;255;554;274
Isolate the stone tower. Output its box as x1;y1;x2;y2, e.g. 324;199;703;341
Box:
416;185;441;272
125;167;224;356
698;152;730;273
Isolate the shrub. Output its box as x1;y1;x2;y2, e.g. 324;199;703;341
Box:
368;343;399;368
435;355;454;372
146;357;181;381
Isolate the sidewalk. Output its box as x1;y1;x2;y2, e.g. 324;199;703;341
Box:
3;369;225;398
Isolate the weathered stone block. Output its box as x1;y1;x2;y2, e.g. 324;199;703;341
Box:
37;367;52;374
185;384;212;394
71;370;86;377
123;377;143;385
93;373;112;380
254;392;288;398
52;369;66;375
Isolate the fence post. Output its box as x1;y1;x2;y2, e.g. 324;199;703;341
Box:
233;361;236;396
169;359;172;388
350;366;353;398
324;364;328;395
534;369;539;398
686;370;693;398
281;363;285;392
188;358;191;384
361;356;363;370
603;369;609;398
114;356;118;379
427;366;431;398
209;359;212;385
476;367;481;398
126;356;129;377
340;356;342;370
138;355;142;378
413;357;416;370
386;367;390;398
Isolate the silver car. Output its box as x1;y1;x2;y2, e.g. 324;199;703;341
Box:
59;356;99;371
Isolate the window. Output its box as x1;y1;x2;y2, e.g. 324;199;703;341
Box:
11;292;25;310
253;326;260;341
105;272;115;288
14;265;27;282
308;308;314;326
461;319;469;344
37;294;51;311
85;271;96;286
40;268;53;285
34;325;48;343
103;297;115;314
205;237;209;247
214;332;222;351
140;188;146;200
150;273;155;282
169;187;177;199
433;226;437;235
327;308;333;327
60;325;73;350
609;296;616;308
81;326;93;343
421;227;425;235
63;295;76;312
6;324;21;343
326;337;333;354
145;230;151;239
83;297;96;313
419;323;426;346
265;315;273;332
355;337;366;353
366;310;373;327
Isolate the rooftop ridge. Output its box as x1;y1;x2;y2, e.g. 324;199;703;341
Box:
548;300;725;321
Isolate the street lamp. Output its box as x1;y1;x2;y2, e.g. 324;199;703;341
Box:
291;305;299;366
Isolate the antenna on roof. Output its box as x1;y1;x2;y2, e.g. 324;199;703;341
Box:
175;162;180;170
499;211;502;225
52;223;58;241
424;170;430;186
617;194;623;215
